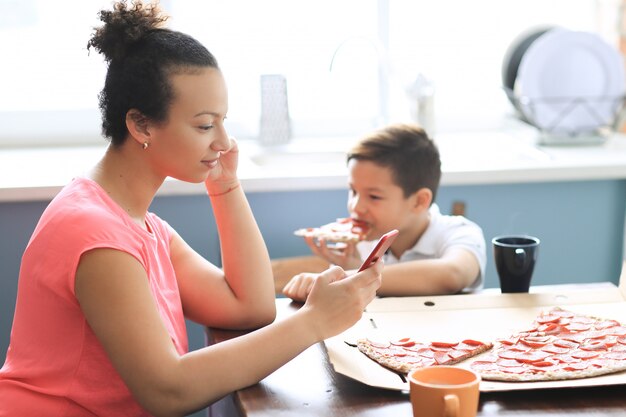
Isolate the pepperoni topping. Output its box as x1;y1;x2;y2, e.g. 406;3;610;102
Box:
500;366;528;374
418;349;435;359
478;354;499;363
394;356;423;364
605;351;626;360
404;343;433;352
530;359;558;368
388;349;408;357
540;344;570;355
497;358;523;368
584;330;607;340
595;320;621;330
607;327;626;337
420;358;436;367
604;336;617;348
571;315;596;324
448;349;470;360
520;338;550;349
497;350;521;360
553;339;579;349
461;339;487;346
580;340;608;351
559;333;587;344
497;336;520;346
571;350;601;359
430;346;454;352
433;351;452;365
514;351;552;363
552;354;580;363
562;362;590;371
536;314;561;324
589;358;615;368
507;344;532;352
537;322;560;333
566;322;592;332
366;339;391;349
455;342;479;351
550;309;575;318
390;338;417;347
431;341;459;348
471;361;499;371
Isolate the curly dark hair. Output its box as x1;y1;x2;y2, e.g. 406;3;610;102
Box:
347;123;442;202
87;0;219;146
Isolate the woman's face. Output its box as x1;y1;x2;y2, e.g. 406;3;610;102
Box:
147;67;231;183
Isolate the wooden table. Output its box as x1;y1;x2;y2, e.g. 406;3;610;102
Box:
206;291;626;417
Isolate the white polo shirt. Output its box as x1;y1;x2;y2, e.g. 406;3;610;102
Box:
356;204;486;292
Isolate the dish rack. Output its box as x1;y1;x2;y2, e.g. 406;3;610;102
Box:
504;87;626;145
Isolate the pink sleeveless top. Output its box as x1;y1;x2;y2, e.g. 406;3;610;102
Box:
0;177;188;416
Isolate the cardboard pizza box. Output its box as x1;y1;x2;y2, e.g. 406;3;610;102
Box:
324;262;626;392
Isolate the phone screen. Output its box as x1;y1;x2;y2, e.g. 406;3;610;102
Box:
357;229;399;272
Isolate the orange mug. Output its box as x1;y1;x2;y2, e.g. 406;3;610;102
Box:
408;366;480;417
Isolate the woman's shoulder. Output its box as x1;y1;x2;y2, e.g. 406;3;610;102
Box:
35;178;139;244
46;177;120;223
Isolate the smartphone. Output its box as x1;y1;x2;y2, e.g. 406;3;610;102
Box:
357;229;399;272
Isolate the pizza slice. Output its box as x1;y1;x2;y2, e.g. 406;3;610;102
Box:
294;217;369;243
470;307;626;382
356;337;493;375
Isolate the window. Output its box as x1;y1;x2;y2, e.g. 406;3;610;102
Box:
0;0;614;147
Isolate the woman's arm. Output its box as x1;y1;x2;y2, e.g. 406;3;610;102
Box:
75;249;381;417
173;137;275;329
171;184;275;330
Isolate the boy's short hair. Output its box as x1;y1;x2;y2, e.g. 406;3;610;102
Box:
347;123;442;202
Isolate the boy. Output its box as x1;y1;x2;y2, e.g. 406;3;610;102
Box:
281;123;486;301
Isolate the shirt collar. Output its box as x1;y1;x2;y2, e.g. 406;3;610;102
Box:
396;204;440;259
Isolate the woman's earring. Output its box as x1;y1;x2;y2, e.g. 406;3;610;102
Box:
143;142;149;150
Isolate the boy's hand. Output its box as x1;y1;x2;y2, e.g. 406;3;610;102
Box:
282;272;317;302
304;236;362;270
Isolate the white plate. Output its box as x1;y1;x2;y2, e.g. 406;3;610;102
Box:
515;29;625;135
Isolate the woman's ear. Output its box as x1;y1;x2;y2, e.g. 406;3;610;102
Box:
125;109;151;146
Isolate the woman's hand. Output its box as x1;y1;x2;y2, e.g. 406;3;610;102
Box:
299;261;382;341
205;137;239;193
304;236;362;270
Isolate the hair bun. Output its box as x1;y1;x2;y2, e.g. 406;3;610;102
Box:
87;0;168;62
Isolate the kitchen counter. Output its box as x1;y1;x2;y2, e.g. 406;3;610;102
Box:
2;125;626;202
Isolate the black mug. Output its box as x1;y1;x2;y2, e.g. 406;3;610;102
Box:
492;235;540;293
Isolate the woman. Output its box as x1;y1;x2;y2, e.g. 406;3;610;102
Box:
0;2;382;416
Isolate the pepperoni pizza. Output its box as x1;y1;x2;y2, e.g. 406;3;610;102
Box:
470;307;626;381
294;218;369;243
356;337;493;374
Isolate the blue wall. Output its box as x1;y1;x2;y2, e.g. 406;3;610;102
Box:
1;178;625;368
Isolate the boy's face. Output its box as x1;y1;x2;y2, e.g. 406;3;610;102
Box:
347;159;424;240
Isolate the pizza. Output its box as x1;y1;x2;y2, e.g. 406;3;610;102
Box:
294;218;369;243
470;307;626;382
356;337;493;374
